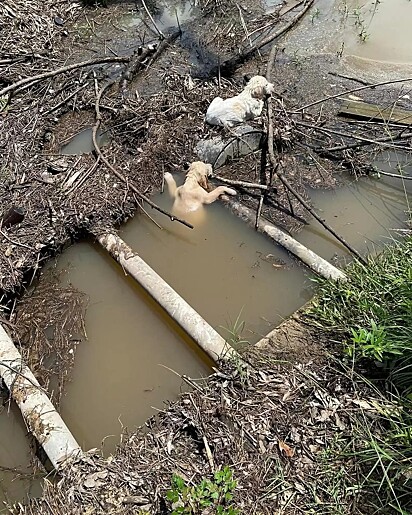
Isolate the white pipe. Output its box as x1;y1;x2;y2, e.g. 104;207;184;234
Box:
220;196;347;282
97;233;240;363
0;324;82;470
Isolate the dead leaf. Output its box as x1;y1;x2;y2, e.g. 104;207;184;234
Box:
278;440;295;458
83;471;108;489
352;399;376;411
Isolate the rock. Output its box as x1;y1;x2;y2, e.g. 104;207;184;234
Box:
47;157;69;174
196;124;263;169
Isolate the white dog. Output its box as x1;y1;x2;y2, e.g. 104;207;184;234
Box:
205;75;275;128
164;161;236;214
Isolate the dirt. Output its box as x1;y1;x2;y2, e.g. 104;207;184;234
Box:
1;0;412;512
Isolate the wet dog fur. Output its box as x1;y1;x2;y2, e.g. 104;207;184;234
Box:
164;162;236;213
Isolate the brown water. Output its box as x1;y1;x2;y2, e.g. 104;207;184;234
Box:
343;0;412;64
121;179;312;341
0;402;42;512
298;153;412;261
51;243;211;454
52;193;311;452
60;128;109;155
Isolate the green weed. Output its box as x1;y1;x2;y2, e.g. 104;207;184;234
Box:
307;237;412;512
166;466;239;515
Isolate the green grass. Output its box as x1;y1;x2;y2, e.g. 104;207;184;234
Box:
308;237;412;396
307;237;412;513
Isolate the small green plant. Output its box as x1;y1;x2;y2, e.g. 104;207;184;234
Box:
310;7;321;23
166;466;239;515
221;310;249;349
348;320;393;361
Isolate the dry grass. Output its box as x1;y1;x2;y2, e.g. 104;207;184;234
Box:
11;334;396;514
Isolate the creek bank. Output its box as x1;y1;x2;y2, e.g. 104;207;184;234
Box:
1;0;412;512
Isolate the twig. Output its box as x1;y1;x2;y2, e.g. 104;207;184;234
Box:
255;195;264;229
297;76;412;113
0;229;35;251
92;81;193;229
44;82;90;115
210;174;274;191
311;126;412;153
159;364;204;393
371;168;412;180
214;0;314;76
135;196;163;229
265;45;367;265
328;71;372;87
268;109;367;263
141;0;165;39
0;56;130;98
0;360;48;392
297;121;411;152
202;435;215;472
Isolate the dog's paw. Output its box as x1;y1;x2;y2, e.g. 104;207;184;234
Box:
164;172;172;180
227;188;237;196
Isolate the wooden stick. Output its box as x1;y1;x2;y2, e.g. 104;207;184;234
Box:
0;56;130;98
213;0;314;76
265;46;367;265
210;174;274;191
141;0;165;39
297;76;412;113
92;81;193;229
297;121;411;152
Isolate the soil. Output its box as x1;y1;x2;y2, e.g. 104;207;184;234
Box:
13;314;386;515
1;0;412;513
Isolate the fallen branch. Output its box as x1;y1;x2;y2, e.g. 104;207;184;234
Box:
266;47;367;265
0;56;130;99
120;30;181;96
297;76;412;113
296;121;411;152
313;127;412;154
92;81;193;229
209;174;275;191
212;0;314;76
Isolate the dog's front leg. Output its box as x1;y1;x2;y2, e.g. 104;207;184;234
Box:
204;186;237;204
164;172;177;197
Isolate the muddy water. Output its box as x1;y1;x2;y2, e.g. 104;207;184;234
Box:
298;153;412;261
0;402;42;511
123;0;198;31
121;177;311;342
276;0;412;73
60;128;109;155
343;0;412;64
51;243;211;454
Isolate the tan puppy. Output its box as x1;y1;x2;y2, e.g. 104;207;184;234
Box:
164;162;236;214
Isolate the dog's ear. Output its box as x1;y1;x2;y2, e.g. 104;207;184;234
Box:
243;74;252;85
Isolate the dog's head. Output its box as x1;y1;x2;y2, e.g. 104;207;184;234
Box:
244;75;275;99
186;161;212;189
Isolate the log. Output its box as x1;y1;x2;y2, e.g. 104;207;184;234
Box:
0;324;82;470
339;99;412;125
97;233;241;363
219;196;347;282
